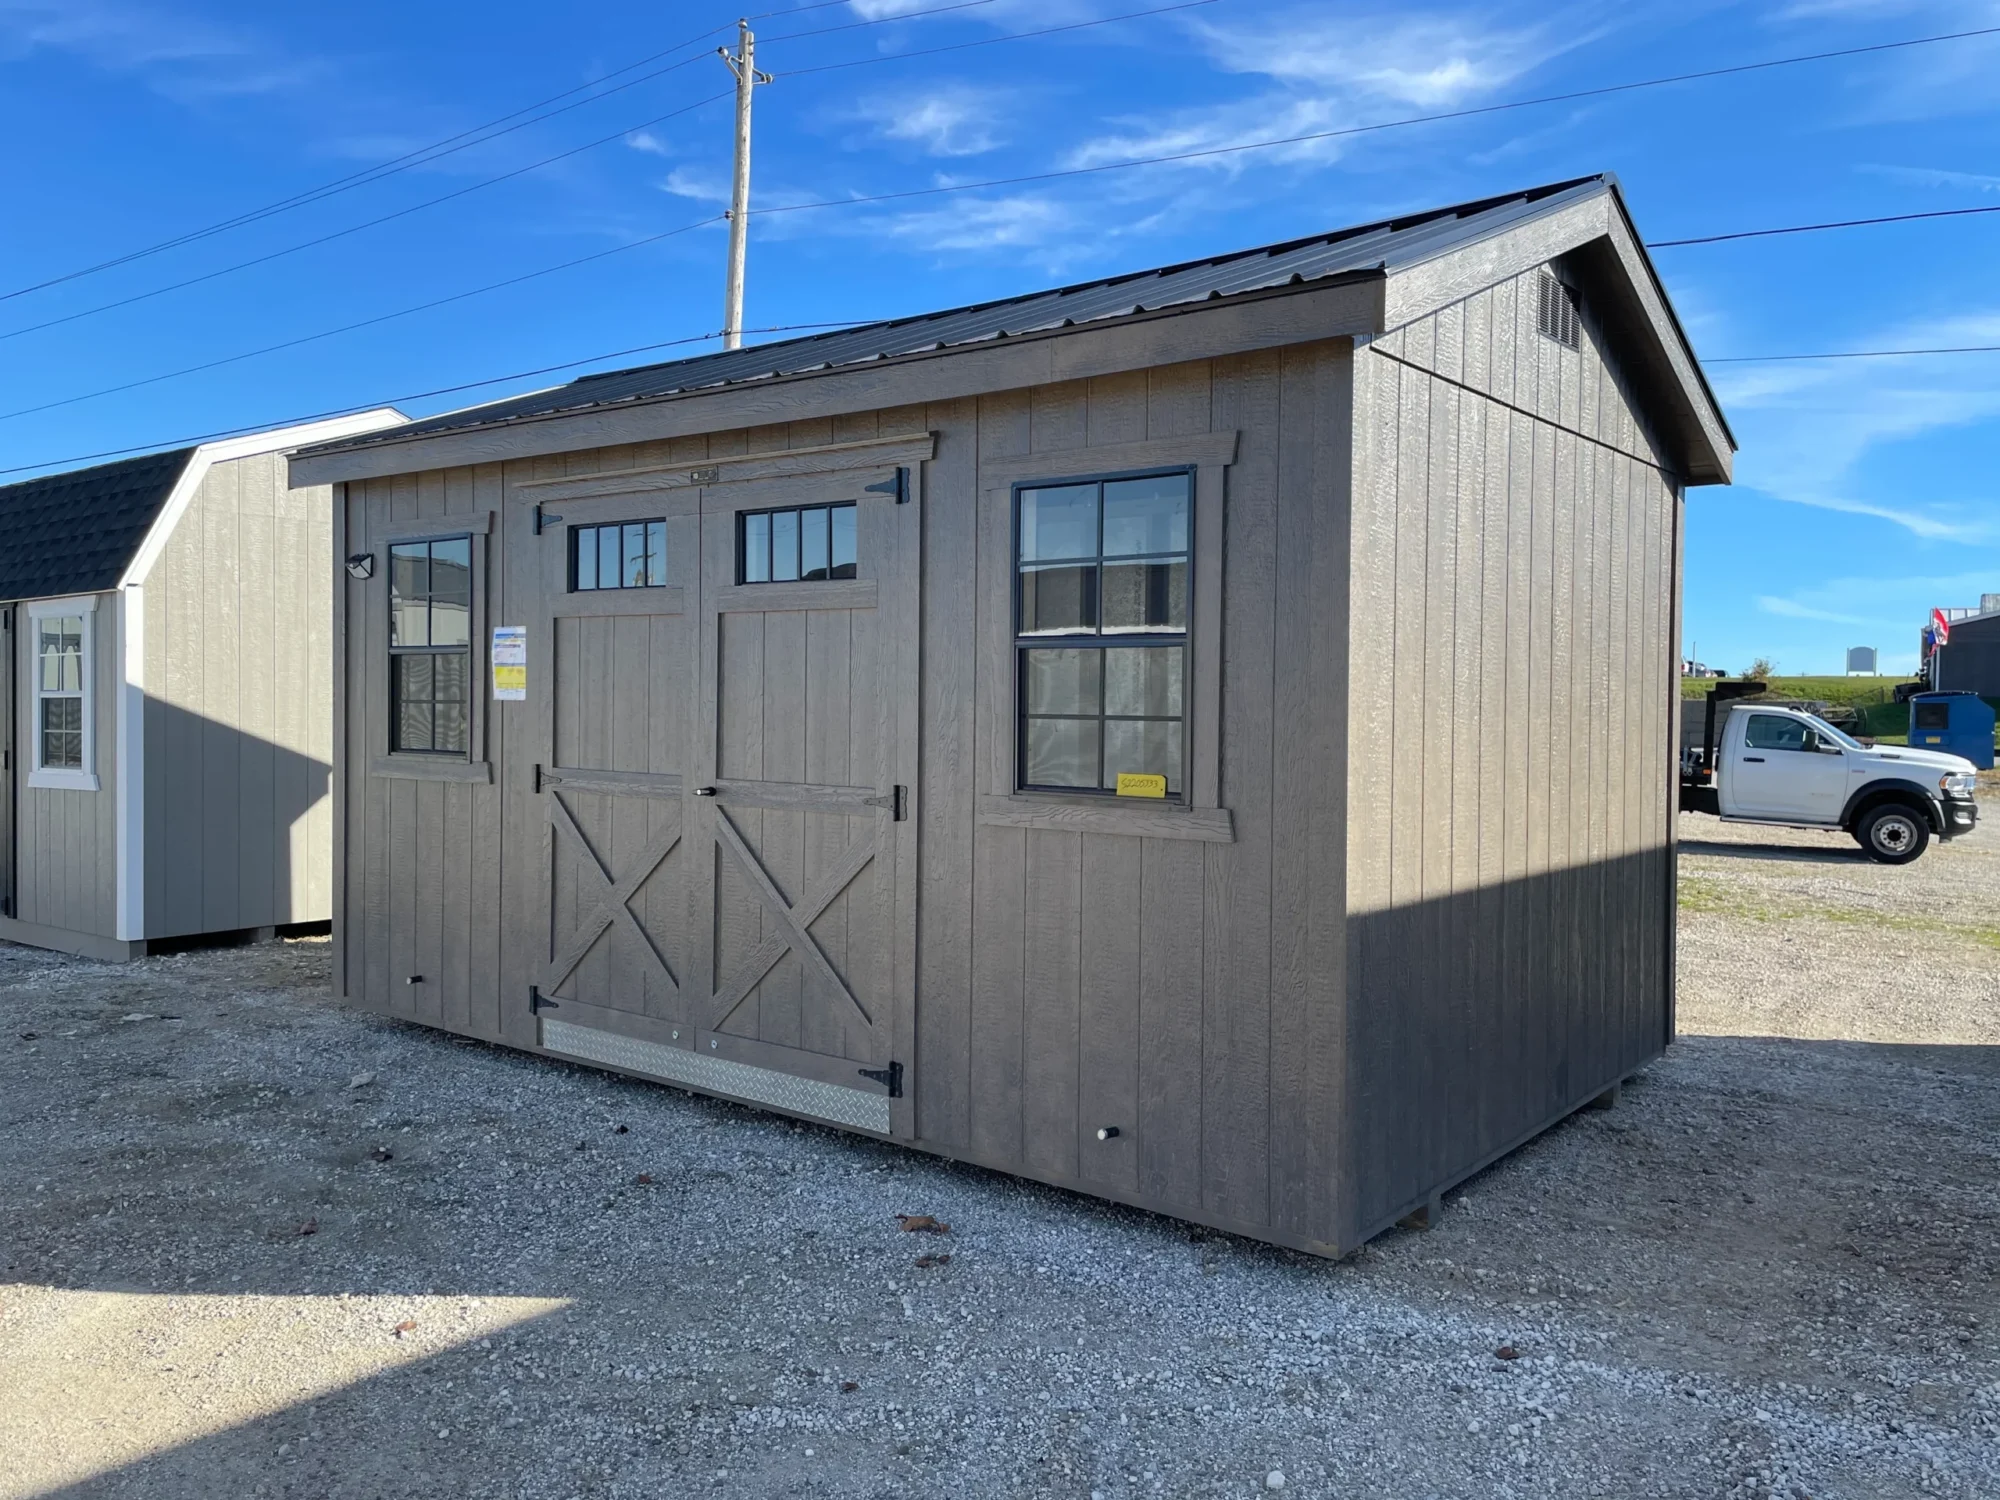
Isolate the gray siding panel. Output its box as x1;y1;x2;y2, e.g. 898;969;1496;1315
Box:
14;589;119;938
1345;262;1680;1242
142;451;335;938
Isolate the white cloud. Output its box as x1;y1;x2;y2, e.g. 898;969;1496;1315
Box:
627;130;674;158
851;86;1009;156
661;166;732;204
1758;596;1895;627
0;0;319;100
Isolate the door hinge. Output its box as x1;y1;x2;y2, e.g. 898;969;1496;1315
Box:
865;467;909;504
533;763;545;794
857;1061;903;1097
533;504;564;535
893;784;908;821
530;986;556;1014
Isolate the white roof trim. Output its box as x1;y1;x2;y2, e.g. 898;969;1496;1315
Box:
119;408;405;590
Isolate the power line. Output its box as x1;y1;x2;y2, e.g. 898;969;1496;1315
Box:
1708;344;2000;363
1649;204;2000;247
0;320;878;478
0;0;979;306
752;22;2000;220
0;0;1208;345
11;329;2000;480
0;216;727;424
10;15;2000;423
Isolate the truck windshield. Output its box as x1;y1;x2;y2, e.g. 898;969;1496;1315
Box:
1807;714;1862;751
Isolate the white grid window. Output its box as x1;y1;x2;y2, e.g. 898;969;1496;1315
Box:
27;596;98;791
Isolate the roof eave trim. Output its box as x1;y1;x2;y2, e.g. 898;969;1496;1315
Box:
288;272;1386;483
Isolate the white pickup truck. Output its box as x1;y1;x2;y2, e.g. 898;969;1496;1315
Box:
1680;698;1980;864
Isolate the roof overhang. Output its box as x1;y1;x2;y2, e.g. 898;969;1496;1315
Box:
1379;178;1733;485
287;277;1386;487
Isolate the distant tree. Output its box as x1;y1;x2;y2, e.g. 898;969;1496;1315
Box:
1744;656;1777;681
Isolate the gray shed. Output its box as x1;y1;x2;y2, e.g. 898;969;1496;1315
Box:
0;411;404;961
290;174;1732;1255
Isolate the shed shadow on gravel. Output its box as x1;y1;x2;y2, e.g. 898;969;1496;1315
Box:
1678;838;1865;865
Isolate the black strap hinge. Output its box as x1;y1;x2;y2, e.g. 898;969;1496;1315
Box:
893;785;908;821
864;467;909;503
857;1061;903;1098
533;504;564;535
530;986;556;1014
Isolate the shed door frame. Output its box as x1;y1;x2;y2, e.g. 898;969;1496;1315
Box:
689;464;922;1138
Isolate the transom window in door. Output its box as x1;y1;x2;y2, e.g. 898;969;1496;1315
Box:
739;502;856;583
36;615;86;770
389;536;472;755
573;519;666;590
1015;470;1191;797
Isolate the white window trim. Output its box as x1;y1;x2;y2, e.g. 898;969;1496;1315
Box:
27;594;100;792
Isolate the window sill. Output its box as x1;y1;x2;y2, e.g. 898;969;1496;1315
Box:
28;769;100;792
371;756;493;785
976;793;1233;843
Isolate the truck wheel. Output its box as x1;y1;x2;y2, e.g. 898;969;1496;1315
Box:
1856;804;1930;864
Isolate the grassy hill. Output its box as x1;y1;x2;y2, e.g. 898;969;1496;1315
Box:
1679;675;1916;706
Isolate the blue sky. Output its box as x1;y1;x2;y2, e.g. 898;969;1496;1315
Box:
3;0;1998;675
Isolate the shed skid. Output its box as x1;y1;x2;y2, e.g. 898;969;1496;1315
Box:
301;176;1727;1256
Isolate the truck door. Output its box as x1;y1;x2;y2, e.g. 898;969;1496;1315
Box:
1730;712;1847;822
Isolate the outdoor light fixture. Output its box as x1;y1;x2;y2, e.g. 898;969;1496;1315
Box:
345;553;375;579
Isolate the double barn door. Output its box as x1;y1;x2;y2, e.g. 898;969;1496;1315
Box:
531;459;915;1135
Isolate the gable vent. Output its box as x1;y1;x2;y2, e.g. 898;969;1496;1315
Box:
1537;269;1581;350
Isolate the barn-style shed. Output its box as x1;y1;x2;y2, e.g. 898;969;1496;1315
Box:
0;411;403;961
292;174;1732;1255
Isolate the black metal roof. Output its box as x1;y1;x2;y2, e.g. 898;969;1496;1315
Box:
307;175;1621;455
0;446;196;602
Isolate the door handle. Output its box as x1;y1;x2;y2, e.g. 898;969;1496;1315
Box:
692;786;718;797
1743;756;1765;763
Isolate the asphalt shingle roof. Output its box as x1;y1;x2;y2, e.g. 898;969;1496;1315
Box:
0;446;195;602
305;176;1617;456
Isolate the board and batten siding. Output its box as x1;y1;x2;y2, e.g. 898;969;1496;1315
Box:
13;589;120;938
1344;262;1679;1242
142;450;335;937
334;346;1359;1252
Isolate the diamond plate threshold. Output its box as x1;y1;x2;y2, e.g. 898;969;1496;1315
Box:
539;1018;891;1134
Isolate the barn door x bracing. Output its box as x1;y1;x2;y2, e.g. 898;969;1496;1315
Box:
535;462;917;1139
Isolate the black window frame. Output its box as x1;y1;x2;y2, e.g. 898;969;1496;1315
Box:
388;534;474;758
1012;466;1194;802
571;518;669;592
736;501;858;585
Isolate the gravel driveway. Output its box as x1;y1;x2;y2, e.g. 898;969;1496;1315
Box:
3;807;1996;1499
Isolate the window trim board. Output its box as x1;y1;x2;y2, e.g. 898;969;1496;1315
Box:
980;432;1235;815
25;594;101;792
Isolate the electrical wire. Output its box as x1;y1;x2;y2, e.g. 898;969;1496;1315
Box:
11;330;2000;482
0;320;881;478
8;15;2000;434
1707;344;2000;363
0;0;978;305
1648;204;2000;247
752;22;2000;219
0;0;1211;345
0;216;728;423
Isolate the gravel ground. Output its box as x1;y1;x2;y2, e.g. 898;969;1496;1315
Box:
3;806;1997;1499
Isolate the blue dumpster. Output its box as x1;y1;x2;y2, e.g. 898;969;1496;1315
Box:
1909;691;1996;769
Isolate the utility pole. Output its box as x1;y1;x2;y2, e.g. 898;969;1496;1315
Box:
718;19;772;351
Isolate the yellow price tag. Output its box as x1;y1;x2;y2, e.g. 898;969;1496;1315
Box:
1115;772;1167;799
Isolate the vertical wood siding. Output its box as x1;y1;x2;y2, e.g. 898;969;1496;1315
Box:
143;451;334;937
1344;263;1679;1242
334;345;1358;1251
14;590;119;936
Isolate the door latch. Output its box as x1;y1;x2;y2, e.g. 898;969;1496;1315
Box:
857;1061;903;1097
692;785;718;797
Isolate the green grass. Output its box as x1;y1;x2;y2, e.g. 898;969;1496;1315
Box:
1680;674;1918;706
1677;872;2000;949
